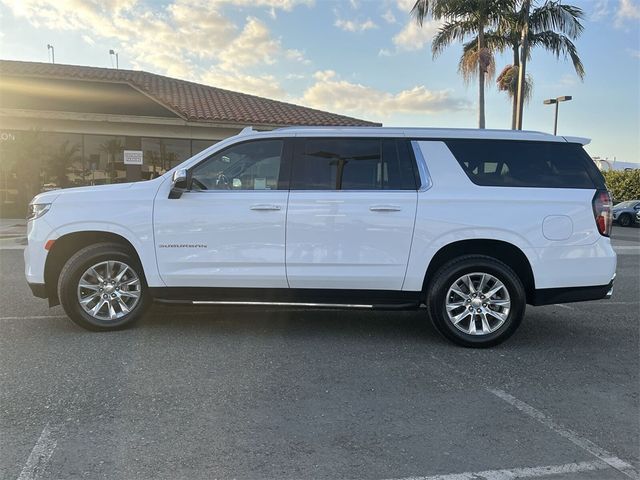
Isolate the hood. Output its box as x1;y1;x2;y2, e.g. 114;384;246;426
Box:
30;182;135;205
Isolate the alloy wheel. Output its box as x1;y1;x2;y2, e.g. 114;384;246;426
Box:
77;260;141;321
445;272;511;336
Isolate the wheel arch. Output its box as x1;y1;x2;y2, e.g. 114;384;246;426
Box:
44;231;144;306
422;239;535;302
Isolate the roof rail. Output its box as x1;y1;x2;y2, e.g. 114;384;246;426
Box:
239;126;255;135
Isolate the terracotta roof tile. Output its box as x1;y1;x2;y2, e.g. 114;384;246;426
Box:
0;60;381;127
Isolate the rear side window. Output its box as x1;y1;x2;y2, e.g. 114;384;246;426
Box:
291;138;416;190
446;140;601;189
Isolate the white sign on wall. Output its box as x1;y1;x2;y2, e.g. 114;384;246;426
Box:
123;150;143;165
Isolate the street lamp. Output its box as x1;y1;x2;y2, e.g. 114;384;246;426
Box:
47;44;55;64
109;49;119;69
543;95;572;135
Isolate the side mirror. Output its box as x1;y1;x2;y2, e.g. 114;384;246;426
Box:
169;168;189;199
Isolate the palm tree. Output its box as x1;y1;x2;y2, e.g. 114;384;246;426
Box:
99;139;123;184
412;0;512;128
457;1;584;129
47;140;80;188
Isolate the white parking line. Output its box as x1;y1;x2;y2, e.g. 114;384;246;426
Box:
552;304;575;310
386;459;613;480
488;388;640;480
0;315;66;321
16;424;58;480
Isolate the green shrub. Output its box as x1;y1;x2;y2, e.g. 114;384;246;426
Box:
602;169;640;203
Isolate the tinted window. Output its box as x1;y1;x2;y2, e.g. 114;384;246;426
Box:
191;140;283;190
445;140;598;189
291;138;416;190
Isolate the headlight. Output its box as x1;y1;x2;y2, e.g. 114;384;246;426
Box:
27;203;51;221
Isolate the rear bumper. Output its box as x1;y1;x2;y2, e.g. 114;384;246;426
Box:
530;275;615;306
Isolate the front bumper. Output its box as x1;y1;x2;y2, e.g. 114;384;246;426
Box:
27;282;48;299
530;275;615;306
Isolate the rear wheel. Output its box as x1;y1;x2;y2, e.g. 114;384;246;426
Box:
58;243;150;331
618;213;631;227
426;255;526;347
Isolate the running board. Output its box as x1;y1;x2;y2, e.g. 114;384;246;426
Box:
154;298;420;310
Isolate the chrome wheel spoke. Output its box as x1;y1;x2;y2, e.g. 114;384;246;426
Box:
463;275;476;294
486;309;507;322
114;265;129;283
446;301;466;311
118;289;140;299
480;313;491;334
450;286;469;300
468;316;477;334
80;294;98;305
117;298;130;314
79;283;100;291
451;309;471;325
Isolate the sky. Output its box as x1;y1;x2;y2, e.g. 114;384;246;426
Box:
0;0;638;163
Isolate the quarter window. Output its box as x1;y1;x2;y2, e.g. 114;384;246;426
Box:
191;140;283;191
446;140;600;189
291;138;416;190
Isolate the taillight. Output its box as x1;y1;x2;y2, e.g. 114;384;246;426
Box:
592;189;612;237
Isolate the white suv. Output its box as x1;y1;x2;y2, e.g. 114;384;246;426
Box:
25;127;616;347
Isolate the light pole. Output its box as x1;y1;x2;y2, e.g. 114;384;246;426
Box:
109;49;119;69
47;44;55;64
543;95;572;135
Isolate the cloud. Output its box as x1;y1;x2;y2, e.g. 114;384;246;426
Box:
217;17;281;70
334;18;377;32
591;0;610;20
299;70;471;119
382;9;396;24
616;0;640;24
81;34;95;46
392;19;441;51
0;0;310;100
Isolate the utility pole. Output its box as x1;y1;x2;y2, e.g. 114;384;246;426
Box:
47;44;55;64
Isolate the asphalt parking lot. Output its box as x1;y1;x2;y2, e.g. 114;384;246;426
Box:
1;227;638;480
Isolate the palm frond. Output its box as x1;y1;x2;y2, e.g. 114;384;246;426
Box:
529;1;584;39
529;31;585;79
431;18;479;57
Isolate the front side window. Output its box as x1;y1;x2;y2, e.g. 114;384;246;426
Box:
191;140;283;191
291;138;416;190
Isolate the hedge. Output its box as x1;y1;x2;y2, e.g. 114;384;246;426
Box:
602;169;640;203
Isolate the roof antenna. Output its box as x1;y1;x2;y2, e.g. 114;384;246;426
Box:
47;44;55;64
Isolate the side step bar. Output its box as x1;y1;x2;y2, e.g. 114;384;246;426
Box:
154;298;420;310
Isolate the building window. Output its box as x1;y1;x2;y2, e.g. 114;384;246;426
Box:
83;135;126;185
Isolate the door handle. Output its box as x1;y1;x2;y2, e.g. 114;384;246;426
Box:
250;204;282;211
369;205;402;212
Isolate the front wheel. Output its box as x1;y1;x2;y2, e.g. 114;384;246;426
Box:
58;243;150;331
426;255;526;348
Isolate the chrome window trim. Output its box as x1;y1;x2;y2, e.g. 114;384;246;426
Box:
411;140;433;192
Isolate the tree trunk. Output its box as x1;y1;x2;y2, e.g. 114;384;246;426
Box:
511;45;519;130
515;0;530;130
478;25;486;129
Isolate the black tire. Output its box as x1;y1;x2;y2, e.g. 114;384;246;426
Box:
618;213;631;227
57;243;150;331
426;255;526;348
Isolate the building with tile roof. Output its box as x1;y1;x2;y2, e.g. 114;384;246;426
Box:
0;60;380;215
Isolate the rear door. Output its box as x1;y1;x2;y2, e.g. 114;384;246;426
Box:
285;137;418;290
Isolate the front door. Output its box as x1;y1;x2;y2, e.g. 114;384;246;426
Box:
285;137;418;290
154;138;290;288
